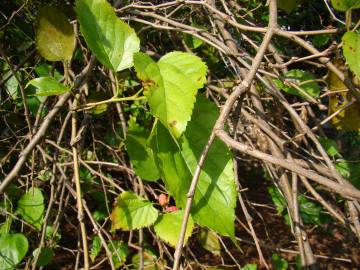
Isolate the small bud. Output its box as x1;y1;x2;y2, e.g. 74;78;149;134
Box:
158;194;168;207
165;206;178;212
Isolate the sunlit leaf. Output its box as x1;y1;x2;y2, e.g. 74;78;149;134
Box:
273;69;320;98
110;191;158;231
26;77;70;97
154;210;194;247
134;52;207;138
241;264;257;270
0;233;28;270
150;96;236;237
342;32;360;79
16;187;44;230
36;5;75;61
75;0;140;71
331;0;360;11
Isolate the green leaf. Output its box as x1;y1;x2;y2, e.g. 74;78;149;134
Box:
26;96;42;116
109;240;128;268
45;226;61;243
0;233;28;270
150;96;236;237
0;219;12;236
154;210;194;247
75;0;140;71
36;5;75;61
298;195;322;225
110;191;159;231
131;249;166;270
33;247;54;267
87;91;109;115
16;187;44;230
272;253;288;270
198;229;221;255
331;0;360;11
336;161;360;189
318;137;340;157
273;69;320;98
184;33;203;49
312;35;331;48
180;96;236;236
26;77;70;97
90;236;102;262
4;71;19;100
342;32;360;79
278;0;299;14
268;187;287;215
134;52;207;138
35;63;63;80
126;119;160;181
241;264;257;270
270;186;327;225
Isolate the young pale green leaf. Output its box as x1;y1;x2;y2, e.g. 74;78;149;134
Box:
75;0;140;71
33;247;54;267
150;96;236;237
90;236;102;262
154;210;194;247
26;77;70;97
0;233;28;270
134;52;207;138
198;229;221;255
331;0;360;11
110;191;158;231
36;6;75;61
342;32;360;79
273;69;320;98
126;119;160;181
16;187;44;230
